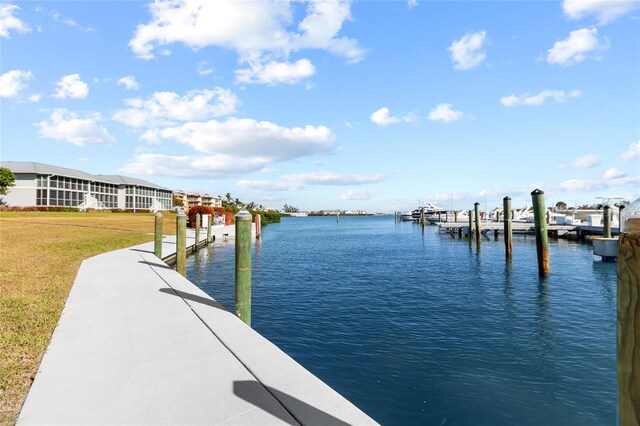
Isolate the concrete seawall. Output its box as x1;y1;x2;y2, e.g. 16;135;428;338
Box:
18;226;377;425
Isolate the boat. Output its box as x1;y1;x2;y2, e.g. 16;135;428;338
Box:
400;211;415;221
411;202;448;222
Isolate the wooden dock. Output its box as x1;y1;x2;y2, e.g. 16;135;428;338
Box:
437;221;583;238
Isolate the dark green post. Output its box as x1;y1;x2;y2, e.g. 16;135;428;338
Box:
206;214;212;244
194;213;201;251
603;205;611;238
496;211;501;223
154;212;163;259
531;189;549;276
420;207;425;227
468;210;473;238
454;211;458;222
235;209;252;326
176;212;186;276
474;202;481;246
503;196;512;260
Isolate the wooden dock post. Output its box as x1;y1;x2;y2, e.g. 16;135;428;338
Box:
176;212;186;277
154;212;163;259
420;207;425;227
603;205;611;238
496;211;501;223
504;196;512;260
468;210;473;238
206;213;212;244
255;213;261;239
617;216;640;425
235;209;252;326
619;204;625;225
454;211;458;222
194;213;201;251
474;202;481;246
531;189;549;276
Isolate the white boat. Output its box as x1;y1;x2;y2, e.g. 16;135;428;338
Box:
400;211;415;221
289;212;309;217
411;202;447;221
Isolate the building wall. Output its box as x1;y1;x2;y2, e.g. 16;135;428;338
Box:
2;173;37;207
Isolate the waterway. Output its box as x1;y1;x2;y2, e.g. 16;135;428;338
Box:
187;216;616;425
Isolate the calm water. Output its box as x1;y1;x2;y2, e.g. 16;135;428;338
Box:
186;216;617;425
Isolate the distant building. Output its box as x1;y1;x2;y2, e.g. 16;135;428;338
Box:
0;161;172;211
174;191;222;209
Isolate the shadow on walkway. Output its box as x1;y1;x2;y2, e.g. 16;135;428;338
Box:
234;380;350;426
159;288;226;311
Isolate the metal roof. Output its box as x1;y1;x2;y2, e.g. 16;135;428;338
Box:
0;161;170;191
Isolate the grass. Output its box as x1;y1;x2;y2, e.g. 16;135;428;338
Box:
0;211;177;425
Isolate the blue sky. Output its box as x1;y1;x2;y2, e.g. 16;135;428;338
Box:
1;0;639;212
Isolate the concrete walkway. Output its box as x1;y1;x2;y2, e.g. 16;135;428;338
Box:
18;226;377;425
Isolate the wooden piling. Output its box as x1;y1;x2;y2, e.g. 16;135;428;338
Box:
474;202;481;246
454;211;458;222
235;209;252;326
617;217;640;425
619;204;625;225
494;229;499;239
531;189;549;276
176;212;186;277
420;207;425;227
503;196;512;260
255;213;261;239
603;205;611;238
154;212;163;259
468;210;473;238
206;214;212;244
194;214;201;251
496;211;501;223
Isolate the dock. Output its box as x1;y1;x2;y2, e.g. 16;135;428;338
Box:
436;221;618;239
17;225;376;425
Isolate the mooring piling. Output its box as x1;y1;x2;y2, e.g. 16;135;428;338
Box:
420;207;425;227
531;189;549;276
454;211;458;222
176;212;187;277
603;205;611;238
255;213;262;240
496;211;501;223
235;209;252;326
504;196;513;260
474;202;481;247
617;212;640;425
154;212;163;259
206;214;212;244
194;214;201;251
468;210;473;239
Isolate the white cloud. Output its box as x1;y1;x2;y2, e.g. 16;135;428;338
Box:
122;153;267;178
28;93;41;103
112;88;238;128
50;9;95;32
53;74;89;99
604;167;626;179
407;0;418;8
235;59;315;85
371;107;400;126
448;30;487;70
280;171;384;185
340;188;381;200
0;69;33;98
556;176;640;192
546;27;608;66
236;180;301;191
117;75;139;91
561;154;601;168
0;4;31;38
197;61;214;76
128;0;364;85
500;89;582;106
428;103;464;123
563;0;640;24
621;140;640;161
370;107;415;126
37;109;115;146
154;118;335;160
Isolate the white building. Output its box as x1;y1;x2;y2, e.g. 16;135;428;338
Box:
1;162;173;211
